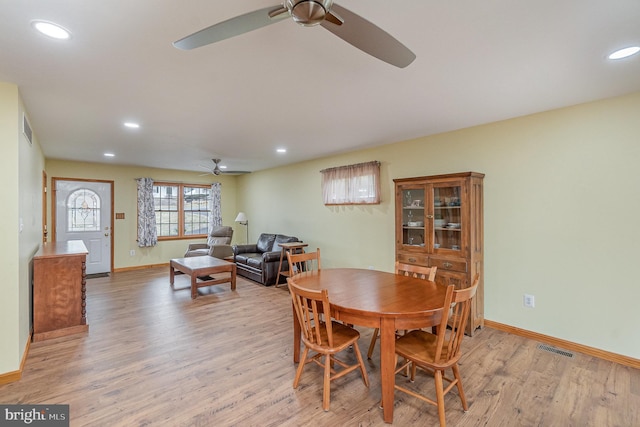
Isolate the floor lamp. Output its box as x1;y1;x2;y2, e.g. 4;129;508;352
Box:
235;212;249;244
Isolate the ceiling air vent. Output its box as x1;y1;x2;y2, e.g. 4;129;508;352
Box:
23;113;33;145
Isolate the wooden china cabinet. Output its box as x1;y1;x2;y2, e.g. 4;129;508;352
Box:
394;172;484;335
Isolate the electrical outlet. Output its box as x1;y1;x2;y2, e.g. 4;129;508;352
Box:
524;294;535;308
129;250;135;256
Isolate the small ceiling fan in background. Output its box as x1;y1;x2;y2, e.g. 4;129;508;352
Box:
174;0;415;68
199;158;251;176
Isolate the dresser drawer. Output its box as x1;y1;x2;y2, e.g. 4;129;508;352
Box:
397;252;429;267
429;257;467;273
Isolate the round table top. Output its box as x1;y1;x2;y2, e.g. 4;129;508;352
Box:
289;268;447;319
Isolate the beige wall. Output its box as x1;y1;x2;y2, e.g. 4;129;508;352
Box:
2;87;638;377
44;160;239;269
0;82;45;374
18;95;44;366
235;92;640;360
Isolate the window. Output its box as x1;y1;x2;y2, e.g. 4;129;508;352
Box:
67;188;100;231
153;183;211;239
320;161;381;205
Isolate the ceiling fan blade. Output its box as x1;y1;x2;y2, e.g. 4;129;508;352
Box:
321;4;416;68
174;5;289;50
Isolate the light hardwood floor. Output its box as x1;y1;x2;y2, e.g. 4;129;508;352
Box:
2;267;639;426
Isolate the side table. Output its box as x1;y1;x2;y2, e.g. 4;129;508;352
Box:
275;242;308;286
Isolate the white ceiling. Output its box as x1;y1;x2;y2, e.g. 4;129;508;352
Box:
1;0;639;174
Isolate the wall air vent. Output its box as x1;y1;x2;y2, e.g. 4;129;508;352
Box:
23;113;33;145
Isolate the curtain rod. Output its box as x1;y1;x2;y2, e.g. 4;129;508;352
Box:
320;160;380;173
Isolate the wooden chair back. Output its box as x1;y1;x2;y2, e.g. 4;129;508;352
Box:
287;248;321;276
395;261;437;281
434;273;479;363
368;262;438;359
288;277;333;348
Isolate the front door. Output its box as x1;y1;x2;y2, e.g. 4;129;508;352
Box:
54;179;113;275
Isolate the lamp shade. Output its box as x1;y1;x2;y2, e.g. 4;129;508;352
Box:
235;212;247;222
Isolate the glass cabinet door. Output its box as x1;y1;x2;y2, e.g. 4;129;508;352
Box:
432;184;462;251
401;188;425;247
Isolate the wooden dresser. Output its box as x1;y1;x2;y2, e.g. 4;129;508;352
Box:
33;240;89;342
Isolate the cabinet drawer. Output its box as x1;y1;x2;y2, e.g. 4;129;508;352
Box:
434;270;468;289
397;252;429;266
429;257;467;273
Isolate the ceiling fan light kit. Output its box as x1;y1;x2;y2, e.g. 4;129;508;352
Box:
174;1;415;68
286;0;333;26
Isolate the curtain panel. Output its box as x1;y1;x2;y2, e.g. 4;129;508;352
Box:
320;161;381;205
209;182;223;233
136;177;158;247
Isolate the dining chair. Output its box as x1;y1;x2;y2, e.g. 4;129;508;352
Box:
287;277;369;411
367;262;438;359
286;247;321;276
392;273;480;427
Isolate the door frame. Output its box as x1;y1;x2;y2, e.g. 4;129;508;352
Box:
51;177;115;273
42;170;48;243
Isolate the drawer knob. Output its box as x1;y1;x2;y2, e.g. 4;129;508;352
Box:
409;258;417;263
444;262;453;269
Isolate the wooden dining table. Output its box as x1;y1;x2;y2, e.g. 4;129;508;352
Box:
289;268;448;424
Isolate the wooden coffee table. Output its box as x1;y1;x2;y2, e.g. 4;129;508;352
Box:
170;256;236;299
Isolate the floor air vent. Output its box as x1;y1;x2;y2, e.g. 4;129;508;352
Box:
537;344;574;358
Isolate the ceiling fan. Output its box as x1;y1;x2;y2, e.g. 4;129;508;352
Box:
174;1;415;68
199;158;251;176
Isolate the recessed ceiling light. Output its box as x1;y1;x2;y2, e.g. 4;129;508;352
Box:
31;20;71;40
123;122;140;129
608;46;640;60
277;148;287;153
104;153;115;157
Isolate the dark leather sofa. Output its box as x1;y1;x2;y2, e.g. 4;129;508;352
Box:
232;233;301;286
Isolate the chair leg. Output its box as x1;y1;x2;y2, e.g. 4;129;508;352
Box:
367;328;379;359
293;347;309;388
352;339;370;387
434;370;447;427
451;363;469;411
323;354;332;411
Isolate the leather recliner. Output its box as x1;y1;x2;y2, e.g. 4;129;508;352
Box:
232;233;300;286
184;225;234;259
